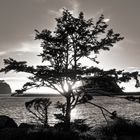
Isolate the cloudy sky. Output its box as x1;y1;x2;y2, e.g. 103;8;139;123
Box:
0;0;140;93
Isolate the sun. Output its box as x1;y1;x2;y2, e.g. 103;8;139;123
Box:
63;81;82;93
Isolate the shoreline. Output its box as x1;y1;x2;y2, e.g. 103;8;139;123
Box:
0;92;140;97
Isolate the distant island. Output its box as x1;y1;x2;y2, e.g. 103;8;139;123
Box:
0;80;11;94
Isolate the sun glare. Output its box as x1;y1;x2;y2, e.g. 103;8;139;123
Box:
63;81;81;93
71;108;79;120
63;81;69;92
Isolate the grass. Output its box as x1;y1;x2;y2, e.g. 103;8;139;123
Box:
2;117;140;140
99;117;140;140
0;122;96;140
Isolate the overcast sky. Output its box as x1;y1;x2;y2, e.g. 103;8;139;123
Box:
0;0;140;93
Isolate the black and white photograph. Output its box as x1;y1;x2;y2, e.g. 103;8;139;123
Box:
0;0;140;139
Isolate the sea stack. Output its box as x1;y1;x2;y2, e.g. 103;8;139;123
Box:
0;80;11;94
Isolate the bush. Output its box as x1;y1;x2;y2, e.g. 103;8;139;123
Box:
100;117;140;140
25;98;51;127
71;119;92;132
0;126;96;140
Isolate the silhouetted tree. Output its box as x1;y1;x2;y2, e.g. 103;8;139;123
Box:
25;98;51;127
0;9;139;128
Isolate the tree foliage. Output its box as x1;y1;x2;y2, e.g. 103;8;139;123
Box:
0;9;140;127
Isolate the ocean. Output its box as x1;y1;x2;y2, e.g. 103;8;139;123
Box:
0;95;140;127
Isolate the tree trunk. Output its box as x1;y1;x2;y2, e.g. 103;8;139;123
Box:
65;96;71;128
44;107;48;127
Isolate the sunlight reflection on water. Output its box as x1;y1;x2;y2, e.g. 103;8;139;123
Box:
71;108;79;120
0;96;140;126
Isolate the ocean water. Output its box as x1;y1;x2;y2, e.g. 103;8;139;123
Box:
0;95;140;127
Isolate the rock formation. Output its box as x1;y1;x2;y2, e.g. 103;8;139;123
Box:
0;115;17;129
84;76;123;95
0;80;11;94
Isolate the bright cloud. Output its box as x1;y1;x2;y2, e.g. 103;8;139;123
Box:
120;80;140;92
104;18;110;23
13;41;42;53
0;77;28;81
0;51;7;56
68;0;79;16
0;41;42;57
126;67;140;72
49;0;80;17
0;76;58;93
